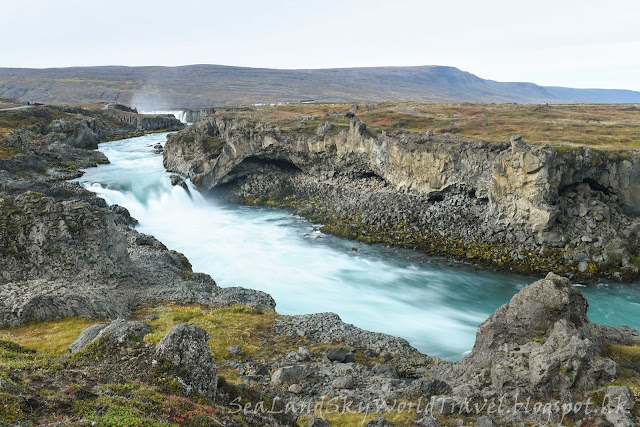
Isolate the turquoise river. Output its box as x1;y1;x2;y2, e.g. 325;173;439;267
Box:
74;132;640;361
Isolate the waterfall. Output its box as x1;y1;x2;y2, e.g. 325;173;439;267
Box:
139;110;188;124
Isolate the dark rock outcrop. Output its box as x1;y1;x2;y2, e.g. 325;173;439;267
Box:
275;312;430;372
365;416;392;427
169;174;189;191
154;323;218;399
48;119;99;149
69;318;152;353
0;180;275;326
323;346;348;363
429;273;638;407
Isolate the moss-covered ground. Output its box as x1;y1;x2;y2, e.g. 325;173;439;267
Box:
216;102;640;150
0;305;390;425
1;305;638;425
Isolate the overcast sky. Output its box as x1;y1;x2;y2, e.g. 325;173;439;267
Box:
1;0;639;91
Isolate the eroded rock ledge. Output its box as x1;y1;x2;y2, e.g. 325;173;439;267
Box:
163;115;640;281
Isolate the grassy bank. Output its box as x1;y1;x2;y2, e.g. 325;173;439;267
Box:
0;305;394;425
1;305;638;425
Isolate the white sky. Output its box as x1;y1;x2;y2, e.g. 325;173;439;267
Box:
1;0;639;91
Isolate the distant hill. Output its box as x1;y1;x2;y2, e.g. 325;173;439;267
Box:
0;64;638;108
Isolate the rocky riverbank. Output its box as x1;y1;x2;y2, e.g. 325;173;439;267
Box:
0;104;273;326
163;114;640;281
1;273;638;426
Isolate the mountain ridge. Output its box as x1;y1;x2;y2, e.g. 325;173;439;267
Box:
0;64;638;108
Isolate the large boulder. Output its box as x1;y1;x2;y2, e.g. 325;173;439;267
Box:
212;287;276;310
323;346;348;362
98;318;153;345
271;365;306;385
307;418;331;427
48;119;98;149
602;385;636;427
448;273;626;400
69;318;152;353
365;416;392;427
472;272;589;357
68;323;108;354
154;323;218;399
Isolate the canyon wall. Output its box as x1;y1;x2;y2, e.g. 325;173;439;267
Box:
108;112;184;131
164;116;640;281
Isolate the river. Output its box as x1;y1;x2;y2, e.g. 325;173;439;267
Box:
74;132;640;360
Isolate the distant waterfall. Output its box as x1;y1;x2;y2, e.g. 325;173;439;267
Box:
140;110;188;124
175;111;187;124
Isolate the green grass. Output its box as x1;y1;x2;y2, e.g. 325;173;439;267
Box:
140;304;279;360
602;342;640;414
91;405;167;427
0;317;102;354
603;342;640;364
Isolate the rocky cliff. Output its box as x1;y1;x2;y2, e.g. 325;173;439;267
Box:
109;112;185;131
425;273;640;426
163;115;640;281
0;105;272;327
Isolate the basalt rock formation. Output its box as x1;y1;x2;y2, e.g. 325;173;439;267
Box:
440;273;635;398
154;323;218;399
163;115;640;281
110;112;185;131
